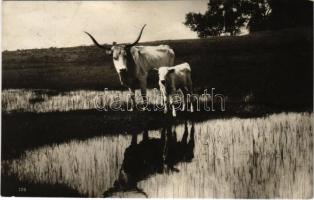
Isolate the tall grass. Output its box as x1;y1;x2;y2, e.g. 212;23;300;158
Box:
3;134;131;197
138;112;313;198
2;89;143;113
2;89;212;113
2;112;312;198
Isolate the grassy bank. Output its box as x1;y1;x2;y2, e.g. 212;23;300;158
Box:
2;27;313;107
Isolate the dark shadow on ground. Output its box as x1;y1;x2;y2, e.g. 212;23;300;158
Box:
2;102;312;160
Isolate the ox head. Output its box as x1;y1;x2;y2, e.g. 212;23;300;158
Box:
84;25;146;83
155;67;175;86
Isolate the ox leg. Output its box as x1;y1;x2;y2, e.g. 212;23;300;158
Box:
160;86;168;114
169;94;177;117
188;84;194;113
181;88;189;111
139;80;148;111
129;88;136;111
159;85;169;114
140;89;147;105
163;95;169;114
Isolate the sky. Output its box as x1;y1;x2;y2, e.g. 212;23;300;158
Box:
3;1;208;51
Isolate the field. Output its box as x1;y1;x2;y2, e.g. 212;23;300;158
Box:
2;27;313;107
1;27;313;198
2;113;312;198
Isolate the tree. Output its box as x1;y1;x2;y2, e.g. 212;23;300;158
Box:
184;0;251;37
245;0;272;32
184;0;313;37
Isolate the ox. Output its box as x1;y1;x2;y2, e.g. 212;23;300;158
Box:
156;62;194;117
84;25;175;108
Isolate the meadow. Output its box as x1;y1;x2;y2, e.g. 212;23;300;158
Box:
2;27;313;108
2;112;312;198
2;89;213;113
1;27;313;197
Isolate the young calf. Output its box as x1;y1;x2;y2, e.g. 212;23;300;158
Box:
156;62;193;117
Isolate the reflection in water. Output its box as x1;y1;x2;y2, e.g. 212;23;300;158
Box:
103;122;195;197
2;113;313;198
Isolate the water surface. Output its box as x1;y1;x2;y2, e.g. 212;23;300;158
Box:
3;112;312;198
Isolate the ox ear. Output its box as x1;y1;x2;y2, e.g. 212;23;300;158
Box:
152;68;159;72
105;50;112;56
168;68;175;73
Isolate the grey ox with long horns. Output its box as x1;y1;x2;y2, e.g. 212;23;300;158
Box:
84;25;175;108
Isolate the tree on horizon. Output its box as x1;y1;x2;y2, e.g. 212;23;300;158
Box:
184;0;313;38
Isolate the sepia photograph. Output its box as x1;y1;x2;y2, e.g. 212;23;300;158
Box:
1;0;313;198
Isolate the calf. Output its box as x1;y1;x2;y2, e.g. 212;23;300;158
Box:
156;62;193;117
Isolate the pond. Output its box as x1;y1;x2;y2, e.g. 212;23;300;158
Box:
2;112;312;198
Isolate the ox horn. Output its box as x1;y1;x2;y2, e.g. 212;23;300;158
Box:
126;24;146;48
84;31;110;50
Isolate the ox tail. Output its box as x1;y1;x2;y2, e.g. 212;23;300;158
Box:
84;31;109;50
